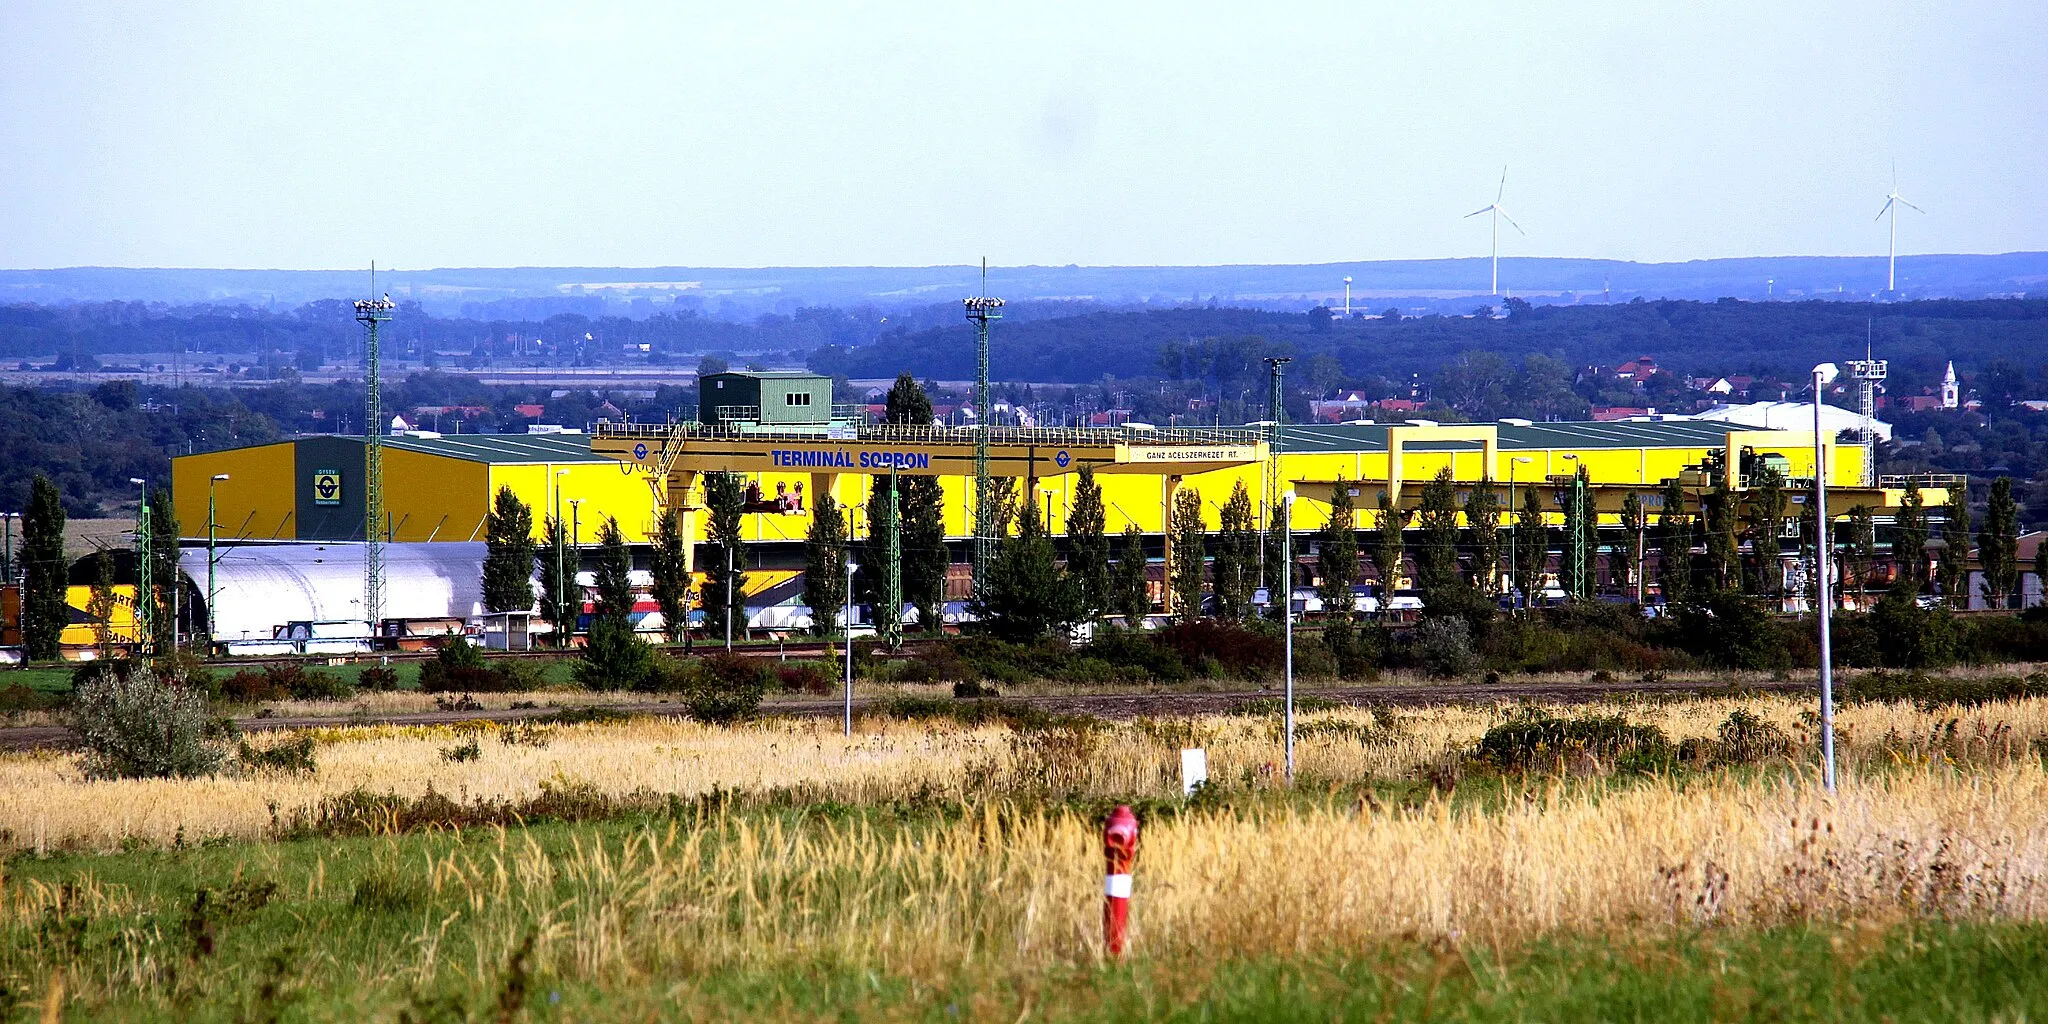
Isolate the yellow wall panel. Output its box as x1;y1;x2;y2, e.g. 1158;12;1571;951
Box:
383;449;490;543
171;444;295;540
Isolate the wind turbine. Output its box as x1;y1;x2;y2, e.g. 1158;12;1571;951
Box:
1464;166;1523;296
1875;164;1924;294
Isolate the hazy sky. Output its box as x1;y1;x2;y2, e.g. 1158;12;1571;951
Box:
2;1;2042;270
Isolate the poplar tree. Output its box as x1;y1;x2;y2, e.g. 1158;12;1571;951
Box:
1892;483;1929;595
701;471;749;641
1414;468;1461;602
147;485;180;651
1213;481;1258;620
1369;489;1408;594
1318;484;1360;618
1617;491;1646;597
1513;486;1547;606
1845;505;1878;605
22;475;67;660
535;516;573;646
884;373;949;630
1938;484;1970;608
1701;484;1740;594
1979;477;2020;609
801;494;847;637
1065;467;1110;618
1744;466;1787;599
1112;525;1150;625
87;551;116;658
649;508;691;642
1464;477;1502;597
576;518;651;690
1656;478;1693;605
1168;487;1207;621
978;490;1078;641
482;486;536;613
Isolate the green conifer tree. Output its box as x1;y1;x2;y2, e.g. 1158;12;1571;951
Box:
1213;481;1258;620
701;472;750;642
649;508;691;643
802;494;847;637
1979;476;2019;608
1112;525;1150;625
482;486;536;613
1066;467;1111;618
21;475;67;660
1168;488;1207;621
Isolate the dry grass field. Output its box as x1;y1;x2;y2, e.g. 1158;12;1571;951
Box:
7;690;2048;1020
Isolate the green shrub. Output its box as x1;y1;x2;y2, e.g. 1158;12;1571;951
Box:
275;664;353;701
1837;670;2048;710
1410;617;1482;678
680;654;770;724
71;665;227;779
0;683;60;714
1153;620;1284;680
574;616;653;691
357;666;401;692
1081;627;1190;683
1671;593;1791;670
1473;710;1673;773
1868;593;1961;669
238;735;318;774
775;660;835;695
1712;709;1793;763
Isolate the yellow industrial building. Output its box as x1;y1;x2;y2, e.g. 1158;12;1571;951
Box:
173;372;1938;609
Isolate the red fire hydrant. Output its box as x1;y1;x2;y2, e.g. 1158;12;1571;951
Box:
1102;804;1140;957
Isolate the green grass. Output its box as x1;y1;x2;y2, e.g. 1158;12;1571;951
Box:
6;806;2047;1022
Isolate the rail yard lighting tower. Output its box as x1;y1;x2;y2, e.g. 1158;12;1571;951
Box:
131;477;150;653
1812;362;1841;792
1507;456;1532;609
964;271;1005;603
354;286;397;634
207;473;229;642
1846;331;1887;486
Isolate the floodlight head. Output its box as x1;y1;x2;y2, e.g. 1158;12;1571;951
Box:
1813;362;1840;387
1513;456;1533;463
212;474;230;481
129;477;146;485
1343;276;1352;284
1561;453;1579;461
1282;489;1296;504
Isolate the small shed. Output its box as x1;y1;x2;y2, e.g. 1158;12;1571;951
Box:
699;371;833;427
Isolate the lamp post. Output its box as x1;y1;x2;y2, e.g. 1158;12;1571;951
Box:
1281;490;1296;781
844;559;858;737
568;498;583;645
1812;362;1840;792
131;477;150;654
1342;276;1352;318
1507;457;1532;612
207;473;229;643
725;545;736;651
1561;454;1584;601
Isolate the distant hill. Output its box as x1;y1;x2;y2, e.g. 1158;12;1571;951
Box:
1;253;2040;317
818;298;2048;391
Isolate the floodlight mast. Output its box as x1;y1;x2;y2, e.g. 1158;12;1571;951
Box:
354;277;397;635
964;265;1004;604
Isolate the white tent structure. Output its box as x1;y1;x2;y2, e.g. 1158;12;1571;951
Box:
1691;401;1893;442
180;541;488;642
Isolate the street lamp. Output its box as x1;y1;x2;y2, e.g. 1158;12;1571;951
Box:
1812;362;1841;792
568;498;584;644
844;558;858;737
131;477;150;654
1342;276;1353;318
1561;454;1585;600
207;473;229;643
1507;457;1533;612
1281;490;1296;781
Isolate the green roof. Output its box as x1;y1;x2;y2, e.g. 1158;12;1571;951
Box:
380;433;609;464
1273;419;1758;454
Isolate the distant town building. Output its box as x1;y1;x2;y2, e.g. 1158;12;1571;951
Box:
1942;361;1961;410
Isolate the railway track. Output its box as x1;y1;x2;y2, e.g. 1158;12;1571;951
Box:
0;678;1806;752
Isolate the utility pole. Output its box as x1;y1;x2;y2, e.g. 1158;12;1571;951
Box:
553;469;568;648
964;263;1005;605
724;545;736;651
207;473;229;643
131;478;151;655
1813;363;1840;792
1281;491;1296;781
1263;356;1292;598
354;281;396;636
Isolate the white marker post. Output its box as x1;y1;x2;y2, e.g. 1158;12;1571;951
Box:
1180;748;1208;797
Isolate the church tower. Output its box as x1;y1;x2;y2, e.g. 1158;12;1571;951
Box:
1941;361;1960;410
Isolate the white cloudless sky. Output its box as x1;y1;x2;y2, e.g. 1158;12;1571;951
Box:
1;1;2042;269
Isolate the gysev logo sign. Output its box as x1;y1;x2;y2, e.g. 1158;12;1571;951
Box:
312;469;343;505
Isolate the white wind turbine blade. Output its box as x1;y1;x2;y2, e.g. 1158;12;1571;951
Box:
1465;205;1494;218
1496;207;1525;234
1496;166;1508;204
1895;195;1925;214
1875;197;1895;220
